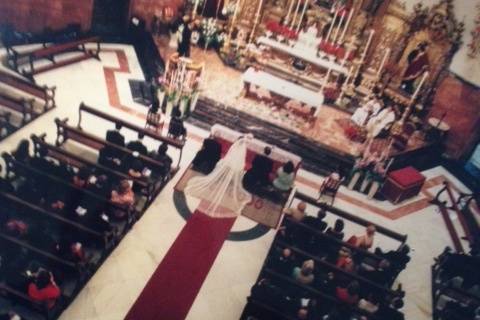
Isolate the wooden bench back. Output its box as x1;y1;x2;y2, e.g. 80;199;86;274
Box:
294;191;408;245
32;36;100;59
78;102;184;167
55;118;166;172
0;69;55;103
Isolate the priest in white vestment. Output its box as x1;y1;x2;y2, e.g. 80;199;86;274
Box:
366;106;396;138
351;95;382;127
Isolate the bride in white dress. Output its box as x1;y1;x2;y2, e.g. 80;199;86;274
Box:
184;135;253;218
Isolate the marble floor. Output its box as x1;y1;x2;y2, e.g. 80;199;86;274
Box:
0;43;472;320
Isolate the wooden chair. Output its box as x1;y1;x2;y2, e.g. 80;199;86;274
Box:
317;173;343;205
145;109;163;133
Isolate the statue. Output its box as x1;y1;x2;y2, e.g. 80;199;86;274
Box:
400;41;429;94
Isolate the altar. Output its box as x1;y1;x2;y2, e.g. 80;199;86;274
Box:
242;67;324;117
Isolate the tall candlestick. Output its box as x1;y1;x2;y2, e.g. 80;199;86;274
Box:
325;10;338;43
296;0;309;33
376;48;390;77
285;0;295;26
226;0;241;46
338;9;353;44
361;29;375;59
249;0;264;44
332;12;345;44
411;71;429;102
290;0;302;29
193;0;199;19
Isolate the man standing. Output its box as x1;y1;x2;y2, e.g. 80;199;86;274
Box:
177;16;192;57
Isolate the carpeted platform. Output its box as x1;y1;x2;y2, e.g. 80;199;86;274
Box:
175;167;285;228
125;211;235;320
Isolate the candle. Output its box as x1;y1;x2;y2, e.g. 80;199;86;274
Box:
193;0;199;18
285;0;295;25
227;0;241;45
296;0;309;33
290;0;302;29
332;11;345;44
361;29;375;59
376;48;390;77
249;0;264;43
338;9;353;44
411;71;429;101
325;9;338;43
344;65;353;86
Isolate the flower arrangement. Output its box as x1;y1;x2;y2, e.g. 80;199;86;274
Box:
201;18;224;50
265;20;298;40
222;1;237;16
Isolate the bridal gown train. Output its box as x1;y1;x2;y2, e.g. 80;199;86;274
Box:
184;136;252;218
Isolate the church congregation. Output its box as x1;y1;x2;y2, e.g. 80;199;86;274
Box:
0;0;479;319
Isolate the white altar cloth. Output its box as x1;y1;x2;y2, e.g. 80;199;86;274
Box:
242;67;324;109
257;36;348;75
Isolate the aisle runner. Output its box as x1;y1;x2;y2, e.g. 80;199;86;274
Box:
125;211;236;320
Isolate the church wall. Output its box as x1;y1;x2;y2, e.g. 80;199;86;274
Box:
429;73;480;159
0;0;94;33
129;0;184;31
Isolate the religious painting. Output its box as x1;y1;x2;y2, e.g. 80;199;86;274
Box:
468;4;480;59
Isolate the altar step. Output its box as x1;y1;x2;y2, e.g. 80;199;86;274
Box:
189;97;444;177
188;97;356;177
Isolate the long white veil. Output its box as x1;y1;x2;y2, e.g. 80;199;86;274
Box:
184;136;252;218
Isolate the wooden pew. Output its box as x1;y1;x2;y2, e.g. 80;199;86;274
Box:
294;191;408;246
282;216;387;265
0;190;112;250
0;283;51;319
274;239;402;298
0;92;34;125
30;133;156;206
77;102;184;169
1;153;134;235
0;69;56;111
7;36;101;79
54;117;172;209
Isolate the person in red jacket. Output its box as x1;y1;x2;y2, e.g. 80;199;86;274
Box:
27;270;61;309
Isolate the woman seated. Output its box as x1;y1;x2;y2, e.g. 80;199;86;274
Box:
111;180;135;208
326;219;345;240
273;161;295;192
336;247;356;273
336;281;360;305
353;225;376;250
292;259;315;285
72;167;91;188
27;269;61;309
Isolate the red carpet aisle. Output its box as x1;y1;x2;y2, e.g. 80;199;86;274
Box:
125;211;236;320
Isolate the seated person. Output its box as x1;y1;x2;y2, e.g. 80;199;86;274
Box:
336;281;360;305
273;161;295;192
106;122;125;147
284;201;307;222
111;179;135;208
242;146;274;192
351;92;382;127
269;247;295;275
191;138;221;174
358;294;380;313
352;225;376;250
12;139;30;162
336;247;356;273
375;297;405;320
303;208;328;231
29;146;54;173
0;164;14;193
366;105;396;138
128;159;144;179
27;269;61;309
168;108;187;140
126;133;148;156
149;143;173;177
292;259;315;285
98;145;122;169
326;218;345;240
359;259;393;286
72;167;91;188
